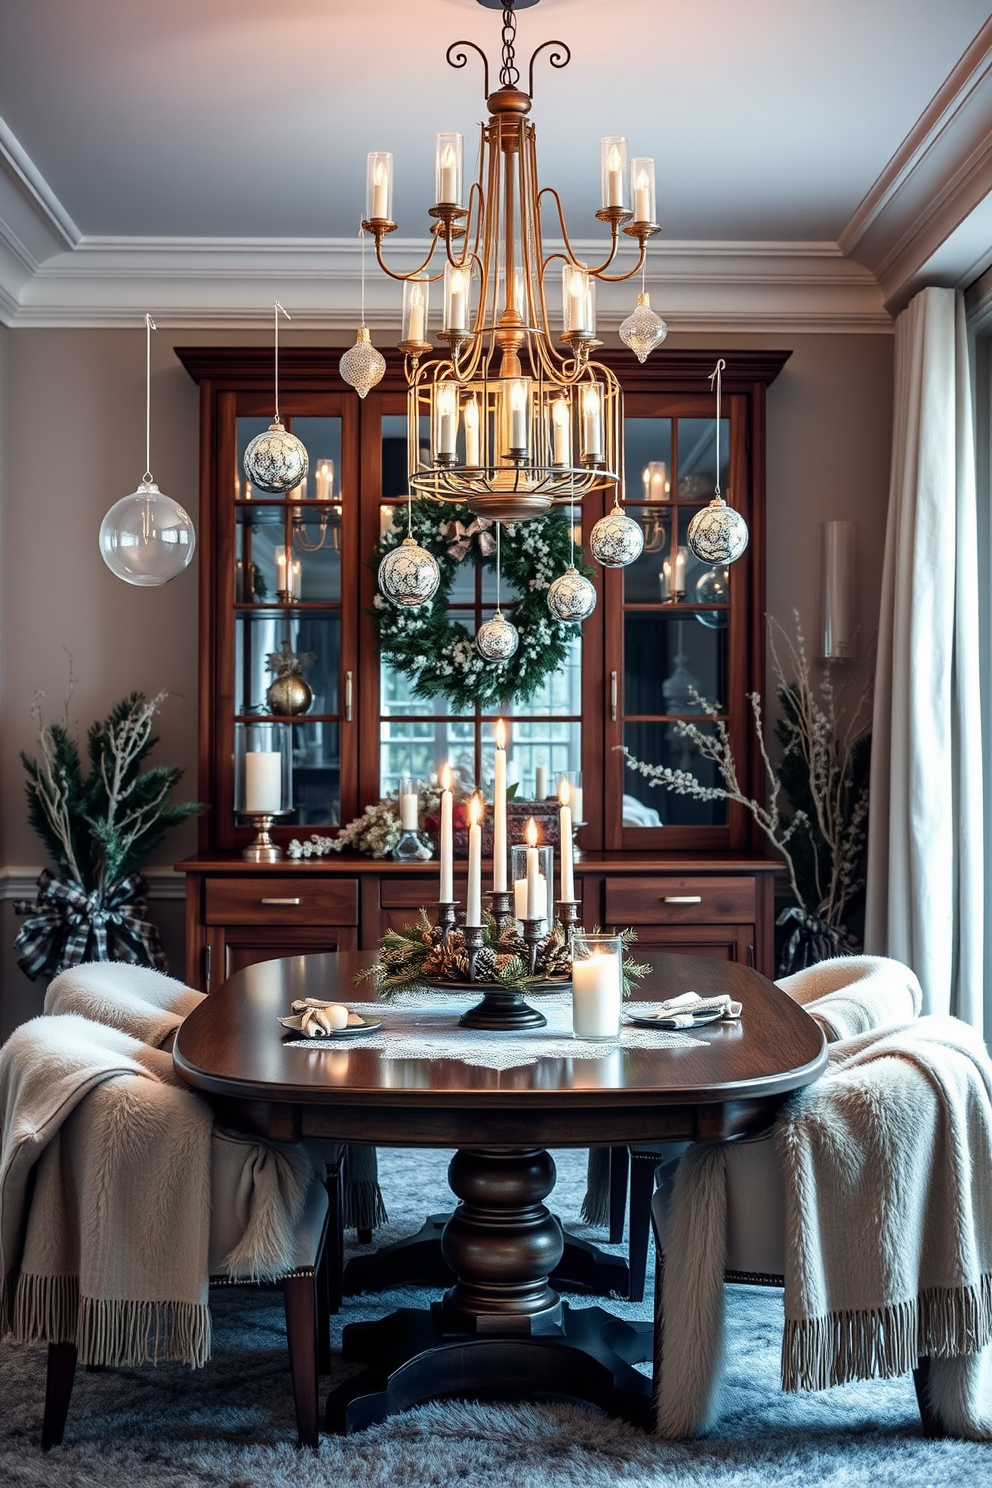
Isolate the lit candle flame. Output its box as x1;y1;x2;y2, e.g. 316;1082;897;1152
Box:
374;159;387;188
559;778;570;806
525;816;538;848
495;717;507;750
440;762;453;792
442;142;456;169
608;144;622;172
469;791;483;826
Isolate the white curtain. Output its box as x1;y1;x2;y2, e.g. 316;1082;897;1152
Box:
866;286;984;1029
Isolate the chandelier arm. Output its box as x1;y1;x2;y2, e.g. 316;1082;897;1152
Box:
445;39;489;98
527;40;571;98
536;186;591;269
441;181;484;270
587;237;647;284
370;230;442;282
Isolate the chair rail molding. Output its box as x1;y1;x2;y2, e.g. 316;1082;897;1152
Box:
838;17;992;312
0;866;186;902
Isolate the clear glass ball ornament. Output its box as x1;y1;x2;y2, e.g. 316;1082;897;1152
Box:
619;292;668;364
99;479;196;586
590;504;645;568
243;420;309;495
476;610;519;660
377;536;441;607
339;326;386;400
546;566;597;622
687;497;749;564
694;563;730;628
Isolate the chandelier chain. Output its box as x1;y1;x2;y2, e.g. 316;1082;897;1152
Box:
143;312;156;482
500;1;519;87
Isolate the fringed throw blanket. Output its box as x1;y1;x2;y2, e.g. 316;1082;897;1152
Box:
656;1015;992;1440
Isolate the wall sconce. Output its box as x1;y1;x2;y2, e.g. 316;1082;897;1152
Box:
817;520;858;660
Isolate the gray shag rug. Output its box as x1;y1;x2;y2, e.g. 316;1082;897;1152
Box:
1;1146;987;1487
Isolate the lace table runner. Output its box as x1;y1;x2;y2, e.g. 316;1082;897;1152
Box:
285;993;704;1071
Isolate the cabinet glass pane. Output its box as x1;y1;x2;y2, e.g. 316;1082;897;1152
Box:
622;508;731;617
292;721;340;827
622;721;728;826
624;418;672;499
624;613;727;716
235;611;340;716
676;417;729;498
236;507;342;603
290;417;342;500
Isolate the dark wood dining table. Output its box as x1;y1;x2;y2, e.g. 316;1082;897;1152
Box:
173;950;826;1432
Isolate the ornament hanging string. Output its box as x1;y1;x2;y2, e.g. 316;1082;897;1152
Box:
359;219;368;328
143;313;156;483
273;301;290;423
708;358;726;500
496;521;502;610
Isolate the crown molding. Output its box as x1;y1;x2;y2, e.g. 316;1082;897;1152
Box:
0;115;80;254
838;17;992;311
0;233;890;331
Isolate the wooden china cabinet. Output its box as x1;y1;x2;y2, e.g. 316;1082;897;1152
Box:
176;346;789;991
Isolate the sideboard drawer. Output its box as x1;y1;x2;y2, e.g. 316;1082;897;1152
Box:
380;877;466;910
204;876;359;926
605;876;756;926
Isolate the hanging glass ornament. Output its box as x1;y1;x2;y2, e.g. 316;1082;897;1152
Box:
378;534;441;607
687;358;749;564
340;326;386;399
99;315;196;586
244;303;309;494
339;231;386;398
694;564;730;629
590;502;644;568
476;610;519;660
547;566;597;621
619;291;667;364
244;420;309;494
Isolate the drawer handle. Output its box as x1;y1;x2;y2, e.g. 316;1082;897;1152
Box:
610;670;618;723
345;670;353;723
663;895;702;904
261;897;302;906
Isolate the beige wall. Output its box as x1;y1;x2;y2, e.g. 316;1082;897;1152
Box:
0;324;893;1033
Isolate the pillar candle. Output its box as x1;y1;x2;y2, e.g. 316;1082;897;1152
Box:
439;763;454;902
535;761;548;800
400;786;419;831
514;871;547;922
572;951;621;1039
245;752;282;813
466;794;483;927
493;719;508;892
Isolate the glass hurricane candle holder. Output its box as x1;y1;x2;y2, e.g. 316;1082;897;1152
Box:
235;720;293;861
571;931;622;1040
510;841;553;929
366;151;394;222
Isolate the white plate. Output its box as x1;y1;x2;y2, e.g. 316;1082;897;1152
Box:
624;1008;726;1030
278;1013;383;1038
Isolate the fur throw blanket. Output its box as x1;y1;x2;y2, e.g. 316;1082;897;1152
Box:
45;961;205;1050
0;1013;314;1368
777;954;923;1042
656;1015;992;1440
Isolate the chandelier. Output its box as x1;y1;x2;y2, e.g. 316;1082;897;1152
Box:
361;0;661;524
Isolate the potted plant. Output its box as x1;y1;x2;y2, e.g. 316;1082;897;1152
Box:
15;683;202;981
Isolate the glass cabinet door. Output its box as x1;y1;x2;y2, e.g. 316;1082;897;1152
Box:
605;394;751;850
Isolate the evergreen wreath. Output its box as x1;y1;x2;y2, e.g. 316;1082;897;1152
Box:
370;496;589;711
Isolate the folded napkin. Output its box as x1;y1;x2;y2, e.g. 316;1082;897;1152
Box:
645;992;742;1027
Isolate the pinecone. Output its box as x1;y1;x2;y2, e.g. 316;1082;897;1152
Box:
425;924;448;947
542;941;573;977
451;952;471;980
495;952;522;976
472;946;498;982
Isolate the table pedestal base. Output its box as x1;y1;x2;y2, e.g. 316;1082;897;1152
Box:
329;1146;651;1434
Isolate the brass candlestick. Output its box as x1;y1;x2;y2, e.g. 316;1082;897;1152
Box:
240;810;290;863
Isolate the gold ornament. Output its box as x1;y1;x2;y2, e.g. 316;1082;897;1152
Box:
265;640;315;716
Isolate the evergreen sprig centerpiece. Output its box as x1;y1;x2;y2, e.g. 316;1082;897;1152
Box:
15;683;202;980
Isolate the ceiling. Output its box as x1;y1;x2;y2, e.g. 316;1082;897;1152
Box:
1;0;992;327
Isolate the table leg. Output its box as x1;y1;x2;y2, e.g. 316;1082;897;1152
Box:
326;1147;652;1434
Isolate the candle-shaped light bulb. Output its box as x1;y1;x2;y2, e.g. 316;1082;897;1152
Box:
608;145;623;206
440;142;457;202
463;393;480;468
315;460;334;501
552;396;571;467
580;384;603;462
408;283;425;343
435;381;458;458
508;378;529;453
633;163;653;224
445;264;468;332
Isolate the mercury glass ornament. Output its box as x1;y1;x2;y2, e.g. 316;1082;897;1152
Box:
99;480;196;586
590;503;644;568
619;292;667;364
339;326;386;399
476;610;519;660
378;535;441;607
547;566;597;622
687;497;749;564
243;420;309;495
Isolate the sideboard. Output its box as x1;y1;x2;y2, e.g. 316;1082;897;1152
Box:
178;853;779;991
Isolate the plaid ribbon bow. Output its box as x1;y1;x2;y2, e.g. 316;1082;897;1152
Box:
443;517;496;562
14;869;167;982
